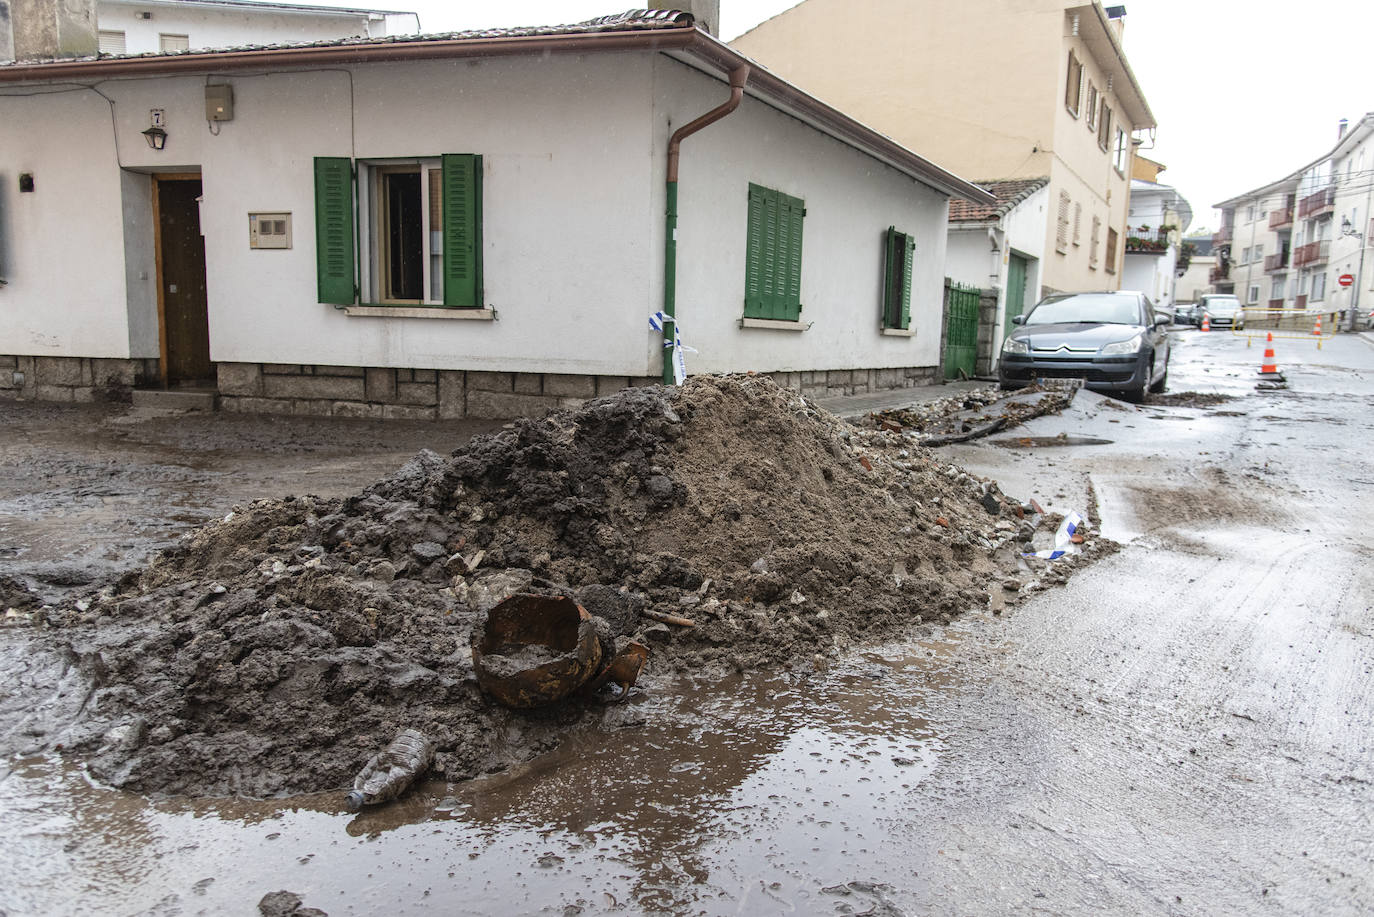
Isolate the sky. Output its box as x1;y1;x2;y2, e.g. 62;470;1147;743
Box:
328;0;1373;233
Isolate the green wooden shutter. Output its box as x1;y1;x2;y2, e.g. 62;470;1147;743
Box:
744;184;803;320
441;153;482;308
900;234;914;330
314;157;355;305
883;226;899;327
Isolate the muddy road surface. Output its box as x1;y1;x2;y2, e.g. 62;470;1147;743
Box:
3;330;1373;916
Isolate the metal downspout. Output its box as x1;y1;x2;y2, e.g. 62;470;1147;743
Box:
662;61;749;384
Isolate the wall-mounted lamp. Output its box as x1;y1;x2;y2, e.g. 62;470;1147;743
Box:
142;126;168;150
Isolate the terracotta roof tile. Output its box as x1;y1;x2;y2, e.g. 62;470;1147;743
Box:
948;178;1050;223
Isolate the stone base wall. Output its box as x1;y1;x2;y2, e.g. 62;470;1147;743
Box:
0;355;157;403
3;355;942;417
976;287;1001;377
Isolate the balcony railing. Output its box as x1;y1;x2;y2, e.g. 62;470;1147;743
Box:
1209;264;1231;283
1264;251;1290;272
1213;227;1233;246
1268;298;1286;309
1297;188;1335;219
1124;229;1170;254
1268;208;1294;230
1293;239;1330;267
1295;294;1308;309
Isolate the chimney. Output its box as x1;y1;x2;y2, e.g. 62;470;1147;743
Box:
1338;118;1349;139
5;0;97;62
681;0;719;37
1105;4;1126;38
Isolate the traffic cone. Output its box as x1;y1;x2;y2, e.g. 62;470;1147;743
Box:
1201;314;1211;332
1312;314;1322;336
1258;332;1284;380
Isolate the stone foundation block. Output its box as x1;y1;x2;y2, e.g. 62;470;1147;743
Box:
222;396;295;415
35;384;75;402
34;357;84;386
332;401;385;419
262;364;305;375
412;369;436;383
365;368;397;402
263;374;365;401
396;382;438;406
217;362;263;396
595;375;630;395
467;389;557;419
468;371;513;392
383;404;438;421
313;365;366;378
544;374;596;398
438;371;465;419
513;372;542;395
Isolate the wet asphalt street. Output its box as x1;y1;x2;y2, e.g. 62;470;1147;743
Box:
1;328;1372;916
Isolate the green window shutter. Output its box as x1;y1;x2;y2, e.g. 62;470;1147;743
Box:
883;226;899;327
744;183;803;320
441;153;482;308
313;157;355;305
900;235;914;330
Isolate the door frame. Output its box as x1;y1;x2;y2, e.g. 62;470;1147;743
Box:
151;171;204;388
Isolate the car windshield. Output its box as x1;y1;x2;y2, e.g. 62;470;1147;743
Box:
1025;293;1141;326
1206;299;1240;313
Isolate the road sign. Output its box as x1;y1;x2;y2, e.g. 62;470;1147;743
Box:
1338;273;1355;287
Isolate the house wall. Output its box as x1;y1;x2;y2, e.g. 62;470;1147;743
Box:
1;49;958;413
730;0;1059;181
1331;124;1373;319
1176;254;1214;303
946;184;1048;369
656;57;951;381
94;2;395;54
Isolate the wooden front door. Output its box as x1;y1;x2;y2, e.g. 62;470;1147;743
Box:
155;177;211;384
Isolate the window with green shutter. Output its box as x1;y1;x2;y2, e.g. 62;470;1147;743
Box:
313;153;483;309
882;227;915;330
744;183;804;320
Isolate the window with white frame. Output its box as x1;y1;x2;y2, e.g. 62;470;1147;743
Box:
1271;276;1286;300
159;33;190;52
1056;191;1071;254
1241;246;1251;263
313;154;483;308
1247;204;1256;222
1311;271;1326;302
1089;216;1101;267
1113;127;1128;172
1065;51;1083;117
1248;284;1260;304
1073;202;1082;246
1086;83;1098;131
1254;244;1264;263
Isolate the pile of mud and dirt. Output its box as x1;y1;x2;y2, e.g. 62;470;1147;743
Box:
17;376;1108;798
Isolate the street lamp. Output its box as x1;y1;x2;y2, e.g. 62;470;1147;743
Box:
1341;216;1365;331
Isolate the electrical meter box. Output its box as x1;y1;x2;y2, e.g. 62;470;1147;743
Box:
206;85;234;121
249;213;292;249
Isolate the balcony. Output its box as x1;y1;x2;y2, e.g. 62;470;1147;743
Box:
1293;239;1330;267
1268;208;1294;230
1267;299;1286;309
1213;226;1233;246
1209;264;1231;283
1295;294;1308;309
1297;187;1335;219
1124;230;1170;254
1264;251;1290;272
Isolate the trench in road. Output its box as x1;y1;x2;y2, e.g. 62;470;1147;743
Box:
1;330;1371;915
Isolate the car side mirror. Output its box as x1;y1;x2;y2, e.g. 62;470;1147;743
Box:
1011;314;1026;325
1154;315;1170;328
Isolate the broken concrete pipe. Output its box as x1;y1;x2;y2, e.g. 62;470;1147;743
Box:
471;593;604;709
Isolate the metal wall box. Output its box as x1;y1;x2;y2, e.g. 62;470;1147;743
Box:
206;84;234;122
249;212;291;249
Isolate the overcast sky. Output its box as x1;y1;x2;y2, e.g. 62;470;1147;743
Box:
343;0;1373;233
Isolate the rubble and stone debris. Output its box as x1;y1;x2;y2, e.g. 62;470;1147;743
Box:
865;381;1079;445
16;375;1110;798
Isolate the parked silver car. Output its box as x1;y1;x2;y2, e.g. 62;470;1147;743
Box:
999;291;1170;401
1196;294;1245;330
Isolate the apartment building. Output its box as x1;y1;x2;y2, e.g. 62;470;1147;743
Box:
1212;113;1373;325
732;0;1156;299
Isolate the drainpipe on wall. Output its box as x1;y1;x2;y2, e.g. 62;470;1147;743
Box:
662;62;749;384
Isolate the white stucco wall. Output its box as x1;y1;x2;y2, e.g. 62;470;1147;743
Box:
1;50;957;378
659;57;950;374
95;2;402;54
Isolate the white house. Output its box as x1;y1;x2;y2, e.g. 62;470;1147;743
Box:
945;178;1049;375
0;6;993;418
1121;178;1192;313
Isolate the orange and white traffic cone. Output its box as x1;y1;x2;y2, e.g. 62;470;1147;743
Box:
1312;314;1322;336
1201;314;1211;332
1258;332;1284;380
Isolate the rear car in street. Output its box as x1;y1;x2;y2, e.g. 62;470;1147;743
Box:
998;290;1170;401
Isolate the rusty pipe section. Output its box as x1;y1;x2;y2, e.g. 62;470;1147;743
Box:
666;63;749;182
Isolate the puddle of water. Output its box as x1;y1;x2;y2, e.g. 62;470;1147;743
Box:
992;435;1114;448
0;645;954;916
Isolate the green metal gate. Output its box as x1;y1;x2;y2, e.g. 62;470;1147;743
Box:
944;281;980;380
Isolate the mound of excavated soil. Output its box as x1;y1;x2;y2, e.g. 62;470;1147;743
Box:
35;376;1103;797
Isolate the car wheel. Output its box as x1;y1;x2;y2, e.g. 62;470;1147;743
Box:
1149;362;1168;394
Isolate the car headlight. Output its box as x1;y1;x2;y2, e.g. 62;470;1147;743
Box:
1099;334;1142;355
1002;336;1029;355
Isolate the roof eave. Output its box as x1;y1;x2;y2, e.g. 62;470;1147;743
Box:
1072;3;1154;130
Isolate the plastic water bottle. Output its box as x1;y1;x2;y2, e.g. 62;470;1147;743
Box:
346;728;435;810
